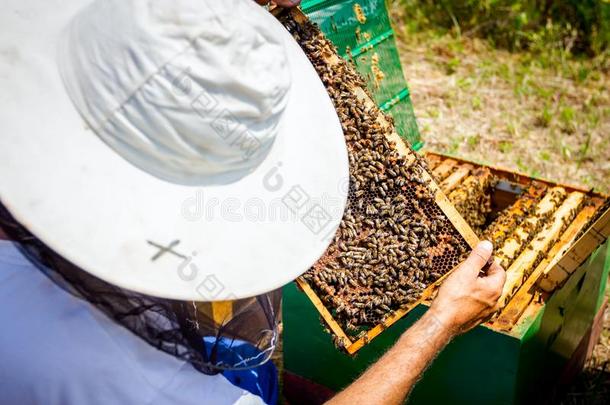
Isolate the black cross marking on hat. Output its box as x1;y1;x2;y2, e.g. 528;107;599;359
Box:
147;239;187;261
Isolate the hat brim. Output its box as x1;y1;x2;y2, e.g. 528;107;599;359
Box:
0;0;348;300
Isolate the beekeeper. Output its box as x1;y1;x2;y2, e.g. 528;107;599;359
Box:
0;0;505;404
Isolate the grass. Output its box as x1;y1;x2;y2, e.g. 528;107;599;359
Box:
389;3;610;193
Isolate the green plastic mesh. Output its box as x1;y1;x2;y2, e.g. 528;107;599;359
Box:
302;0;423;149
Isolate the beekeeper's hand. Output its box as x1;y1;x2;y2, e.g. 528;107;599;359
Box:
255;0;302;7
429;240;506;334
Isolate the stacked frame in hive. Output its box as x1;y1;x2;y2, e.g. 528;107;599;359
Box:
426;154;610;331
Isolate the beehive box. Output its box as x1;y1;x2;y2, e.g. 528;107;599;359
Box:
284;153;610;404
280;2;610;404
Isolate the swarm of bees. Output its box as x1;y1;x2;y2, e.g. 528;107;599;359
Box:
278;13;470;335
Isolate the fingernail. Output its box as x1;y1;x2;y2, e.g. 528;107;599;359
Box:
479;240;493;254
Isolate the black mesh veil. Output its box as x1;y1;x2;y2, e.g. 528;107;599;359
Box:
0;201;281;374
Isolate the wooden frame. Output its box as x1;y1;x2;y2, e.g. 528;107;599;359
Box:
537;204;610;292
423;151;597;194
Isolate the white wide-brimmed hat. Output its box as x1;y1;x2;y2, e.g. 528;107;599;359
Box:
0;0;348;300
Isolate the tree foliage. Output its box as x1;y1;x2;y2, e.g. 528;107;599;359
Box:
393;0;610;56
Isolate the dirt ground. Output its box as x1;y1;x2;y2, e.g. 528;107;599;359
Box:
388;3;610;402
389;6;609;195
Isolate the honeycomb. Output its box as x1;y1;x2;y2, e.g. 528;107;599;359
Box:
278;11;470;336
